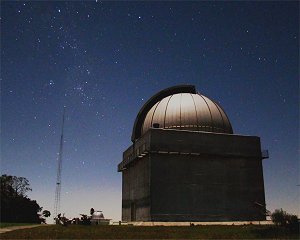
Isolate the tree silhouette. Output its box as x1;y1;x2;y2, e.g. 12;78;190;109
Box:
1;174;32;197
11;176;32;197
0;174;42;223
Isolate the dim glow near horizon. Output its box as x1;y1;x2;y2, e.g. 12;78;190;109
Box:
1;1;299;221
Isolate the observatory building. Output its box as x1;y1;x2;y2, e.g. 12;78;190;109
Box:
118;85;268;222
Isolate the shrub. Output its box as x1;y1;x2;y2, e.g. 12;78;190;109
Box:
271;209;299;233
271;209;287;226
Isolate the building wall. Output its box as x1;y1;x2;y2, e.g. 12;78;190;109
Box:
120;129;266;222
122;155;151;221
150;153;265;221
149;129;262;158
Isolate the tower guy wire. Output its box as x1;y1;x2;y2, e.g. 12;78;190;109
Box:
54;107;66;222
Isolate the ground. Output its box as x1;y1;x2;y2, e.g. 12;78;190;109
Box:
0;224;42;235
0;224;299;239
0;223;36;228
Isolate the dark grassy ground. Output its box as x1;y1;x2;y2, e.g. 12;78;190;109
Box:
0;223;36;228
1;224;299;239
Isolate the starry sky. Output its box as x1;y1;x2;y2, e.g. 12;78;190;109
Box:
1;1;299;221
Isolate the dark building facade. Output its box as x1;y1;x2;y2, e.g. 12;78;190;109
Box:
118;85;268;222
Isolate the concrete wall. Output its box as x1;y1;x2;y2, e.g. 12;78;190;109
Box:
150;153;265;221
122;155;151;221
149;129;262;158
120;129;266;222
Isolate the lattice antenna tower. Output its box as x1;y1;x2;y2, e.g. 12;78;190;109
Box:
54;107;66;220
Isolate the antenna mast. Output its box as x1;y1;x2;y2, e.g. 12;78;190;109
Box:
54;107;66;221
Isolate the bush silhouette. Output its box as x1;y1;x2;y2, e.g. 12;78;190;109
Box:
1;174;43;223
271;209;299;233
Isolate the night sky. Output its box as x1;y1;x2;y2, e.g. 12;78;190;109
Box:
1;1;299;221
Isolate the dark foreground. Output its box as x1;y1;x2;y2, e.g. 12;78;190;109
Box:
1;224;299;239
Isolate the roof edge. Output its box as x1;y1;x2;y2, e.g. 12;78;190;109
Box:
131;85;196;142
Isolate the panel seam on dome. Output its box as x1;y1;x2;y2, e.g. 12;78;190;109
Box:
212;100;225;133
190;94;200;131
150;101;161;129
199;94;214;132
163;95;173;129
179;93;182;129
215;102;233;134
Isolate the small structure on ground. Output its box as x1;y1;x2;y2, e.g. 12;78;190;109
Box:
55;208;111;225
91;211;111;225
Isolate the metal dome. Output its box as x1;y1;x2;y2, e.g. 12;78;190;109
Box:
92;211;104;219
132;85;233;142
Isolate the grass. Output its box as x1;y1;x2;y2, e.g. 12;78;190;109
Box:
0;224;299;239
0;222;37;228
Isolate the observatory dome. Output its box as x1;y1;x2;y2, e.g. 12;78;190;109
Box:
132;85;233;141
